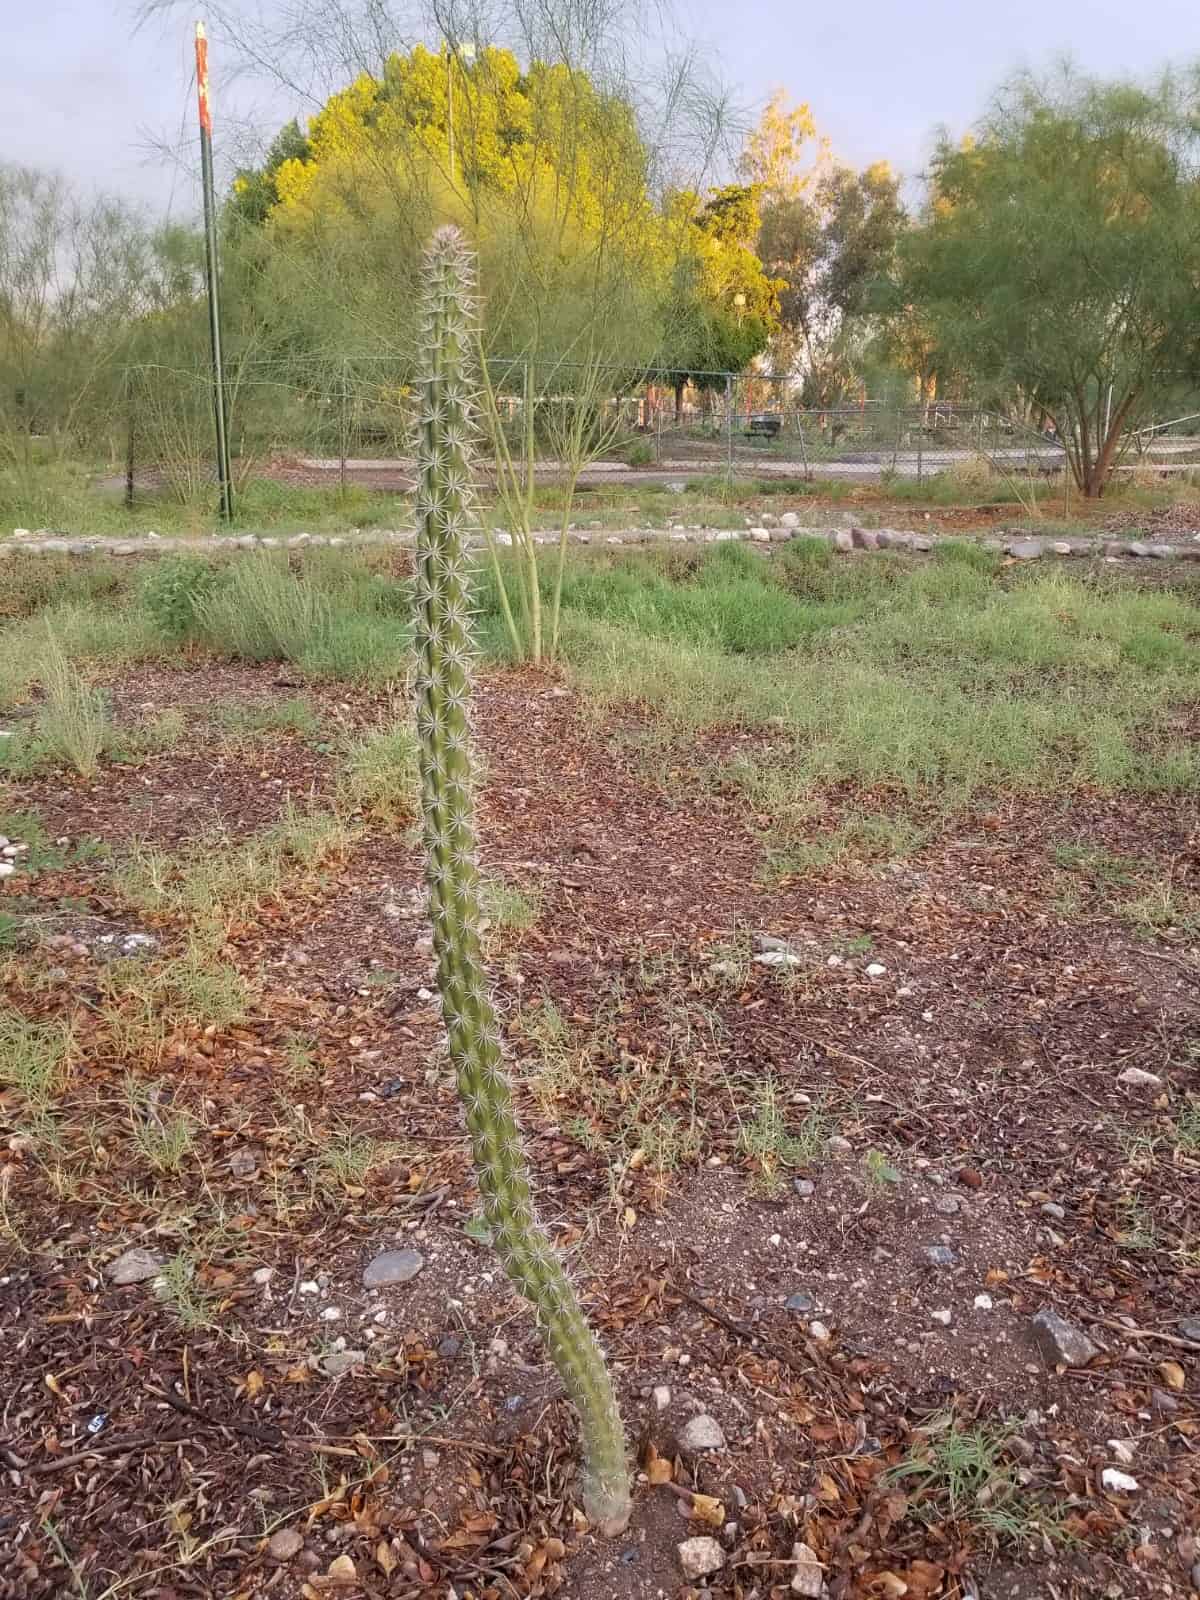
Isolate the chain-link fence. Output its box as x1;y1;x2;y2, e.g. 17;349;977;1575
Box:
115;358;1200;508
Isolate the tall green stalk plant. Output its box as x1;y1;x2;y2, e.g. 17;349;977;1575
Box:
411;226;631;1535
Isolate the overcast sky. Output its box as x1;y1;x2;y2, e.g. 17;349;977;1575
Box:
4;0;1199;219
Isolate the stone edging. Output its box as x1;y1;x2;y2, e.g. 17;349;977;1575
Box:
2;523;1199;563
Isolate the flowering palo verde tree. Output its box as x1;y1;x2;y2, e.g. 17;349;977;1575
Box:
410;224;631;1535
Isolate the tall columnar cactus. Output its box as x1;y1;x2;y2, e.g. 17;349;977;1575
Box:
411;226;631;1536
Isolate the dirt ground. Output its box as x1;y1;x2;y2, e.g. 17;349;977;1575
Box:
1;660;1198;1600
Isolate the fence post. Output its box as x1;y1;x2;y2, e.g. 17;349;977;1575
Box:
916;412;923;489
124;369;136;510
339;358;349;498
725;373;734;483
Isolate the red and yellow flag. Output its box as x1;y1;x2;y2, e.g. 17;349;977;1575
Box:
195;22;212;135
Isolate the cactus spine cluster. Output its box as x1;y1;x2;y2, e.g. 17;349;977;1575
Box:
411;226;631;1536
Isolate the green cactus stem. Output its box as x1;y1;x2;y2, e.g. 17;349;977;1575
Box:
411;225;631;1536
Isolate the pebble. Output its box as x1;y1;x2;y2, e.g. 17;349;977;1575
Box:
793;1178;815;1199
1101;1467;1139;1494
974;1294;994;1311
653;1385;672;1411
786;1292;815;1314
753;950;803;969
437;1334;462;1359
105;1246;165;1285
252;1266;275;1286
791;1540;824;1596
1041;1202;1066;1221
678;1537;726;1580
267;1527;304;1562
1031;1307;1100;1368
1107;1438;1136;1465
678;1414;726;1454
827;1136;852;1157
931;1308;952;1326
934;1195;960;1216
865;962;887;978
809;1321;831;1342
299;1280;319;1295
1178;1317;1200;1342
362;1248;425;1288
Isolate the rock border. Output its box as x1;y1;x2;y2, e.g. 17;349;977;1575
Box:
2;525;1199;563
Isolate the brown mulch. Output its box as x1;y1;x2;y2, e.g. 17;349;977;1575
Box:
0;662;1198;1600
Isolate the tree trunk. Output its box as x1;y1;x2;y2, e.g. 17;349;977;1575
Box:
674;379;685;423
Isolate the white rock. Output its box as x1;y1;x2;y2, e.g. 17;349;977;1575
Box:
1101;1467;1139;1493
299;1280;320;1295
493;531;513;546
809;1321;831;1342
653;1385;671;1412
931;1308;952;1326
865;962;887;978
754;950;803;968
791;1540;824;1596
0;863;14;878
678;1537;726;1580
780;512;801;529
321;1348;366;1377
749;527;771;543
320;1306;342;1321
678;1414;726;1454
252;1266;275;1286
973;1294;994;1311
1107;1438;1136;1465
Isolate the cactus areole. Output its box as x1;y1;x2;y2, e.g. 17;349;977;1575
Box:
411;226;631;1535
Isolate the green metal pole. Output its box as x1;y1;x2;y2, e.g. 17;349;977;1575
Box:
196;22;233;522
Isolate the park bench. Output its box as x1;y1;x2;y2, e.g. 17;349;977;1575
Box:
745;413;782;439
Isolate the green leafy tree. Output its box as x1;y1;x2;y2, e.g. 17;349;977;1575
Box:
759;161;904;405
894;67;1200;496
661;184;780;416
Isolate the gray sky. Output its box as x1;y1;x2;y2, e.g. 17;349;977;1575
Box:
4;0;1199;218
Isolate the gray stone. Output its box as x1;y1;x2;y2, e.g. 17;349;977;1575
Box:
832;529;855;552
267;1527;305;1562
786;1291;815;1313
1127;542;1151;558
793;1178;815;1199
790;1541;824;1596
1146;544;1174;558
362;1248;425;1288
753;950;803;969
1177;1317;1200;1342
934;1194;960;1216
1007;539;1044;561
678;1537;726;1580
1041;1202;1066;1221
754;933;795;955
1102;539;1130;558
1031;1308;1100;1368
437;1334;462;1359
780;511;801;529
1051;542;1073;556
106;1246;165;1285
911;535;934;552
749;527;771;543
851;526;879;550
678;1413;726;1454
922;1245;957;1268
827;1135;853;1157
